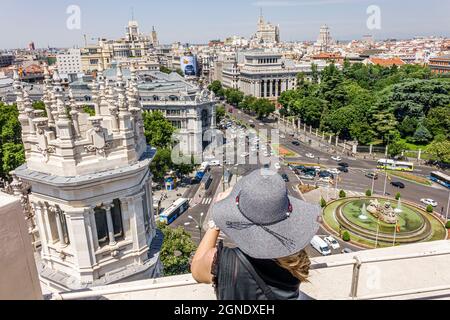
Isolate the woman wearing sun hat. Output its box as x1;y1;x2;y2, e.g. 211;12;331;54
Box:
190;169;321;300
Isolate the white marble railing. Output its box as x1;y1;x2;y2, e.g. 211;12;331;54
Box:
50;240;450;300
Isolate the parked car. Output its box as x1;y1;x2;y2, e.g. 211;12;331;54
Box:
281;174;289;182
331;156;342;162
310;236;331;256
341;248;353;254
391;181;405;189
300;174;315;181
292;141;300;146
324;236;340;250
338;162;349;168
420;198;438;207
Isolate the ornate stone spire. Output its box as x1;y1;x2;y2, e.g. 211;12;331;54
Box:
115;64;128;113
42;64;54;124
13;66;25;114
69;88;81;138
90;76;100;116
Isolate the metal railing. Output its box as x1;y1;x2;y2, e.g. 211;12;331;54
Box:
50;246;450;300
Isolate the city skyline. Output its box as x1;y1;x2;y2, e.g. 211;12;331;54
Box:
1;0;450;49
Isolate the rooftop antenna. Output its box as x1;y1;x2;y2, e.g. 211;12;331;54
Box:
131;6;135;21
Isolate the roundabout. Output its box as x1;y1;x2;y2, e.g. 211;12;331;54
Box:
323;197;447;248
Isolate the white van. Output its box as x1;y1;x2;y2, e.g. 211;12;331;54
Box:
310;236;331;256
199;162;210;171
210;160;221;167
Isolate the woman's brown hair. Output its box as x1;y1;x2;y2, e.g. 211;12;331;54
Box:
276;249;311;283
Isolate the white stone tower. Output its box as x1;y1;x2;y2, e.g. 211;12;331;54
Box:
12;63;162;291
316;25;333;53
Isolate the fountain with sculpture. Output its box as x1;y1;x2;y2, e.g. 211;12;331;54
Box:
366;199;398;224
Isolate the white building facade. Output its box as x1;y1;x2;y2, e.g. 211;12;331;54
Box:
12;64;162;291
57;48;82;76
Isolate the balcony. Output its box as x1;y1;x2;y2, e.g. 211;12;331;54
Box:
49;240;450;300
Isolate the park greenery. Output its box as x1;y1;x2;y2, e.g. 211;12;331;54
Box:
156;221;197;276
208;80;276;119
278;62;450;162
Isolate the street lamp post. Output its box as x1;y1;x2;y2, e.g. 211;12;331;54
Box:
371;172;376;195
188;212;205;240
446;190;450;223
374;216;380;248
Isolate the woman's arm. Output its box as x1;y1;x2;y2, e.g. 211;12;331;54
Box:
191;188;232;284
190;228;220;284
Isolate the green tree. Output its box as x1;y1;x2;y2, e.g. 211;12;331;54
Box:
239;95;257;113
410;124;433;145
252;98;275;119
398;116;419;138
224;89;244;106
426;205;434;213
339;190;346;198
1;143;25;177
311;63;319;84
143;111;176;149
395;193;401;201
425;106;450;138
342;231;351;242
150;148;172;182
427;136;450;164
320;197;327;208
366;189;372;197
388;138;408;158
208;80;224;96
0;103;25;179
216;104;225;123
157;222;197;276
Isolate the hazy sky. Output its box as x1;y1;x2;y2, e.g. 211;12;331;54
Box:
1;0;449;49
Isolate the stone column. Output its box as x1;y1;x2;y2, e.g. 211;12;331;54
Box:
32;202;50;258
54;208;66;246
275;79;279;97
104;203;116;246
269;80;273;97
89;207;100;251
336;135;339;147
329;135;333;145
369;144;373;155
310;126;312;134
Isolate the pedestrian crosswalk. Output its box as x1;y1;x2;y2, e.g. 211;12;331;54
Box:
200;197;213;205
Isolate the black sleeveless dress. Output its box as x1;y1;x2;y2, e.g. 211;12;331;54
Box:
211;241;301;300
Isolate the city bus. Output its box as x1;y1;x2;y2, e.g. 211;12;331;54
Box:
159;198;190;225
429;171;450;189
377;159;414;172
195;161;210;181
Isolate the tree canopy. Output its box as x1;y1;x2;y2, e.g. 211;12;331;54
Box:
0;103;25;179
277;63;450;154
143;111;176;149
